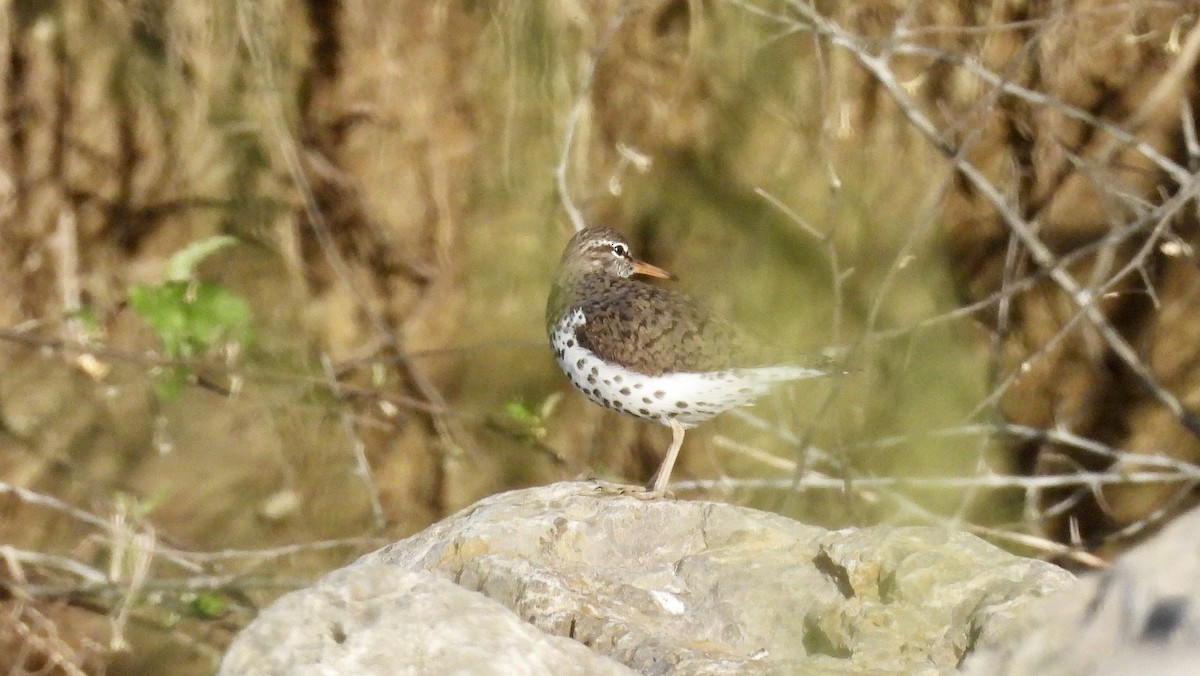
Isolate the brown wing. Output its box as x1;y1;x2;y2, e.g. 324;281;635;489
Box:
573;278;746;375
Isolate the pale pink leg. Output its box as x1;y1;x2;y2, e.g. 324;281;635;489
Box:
647;420;686;492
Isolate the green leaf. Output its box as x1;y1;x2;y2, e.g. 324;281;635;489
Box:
504;400;538;423
503;400;547;440
129;281;251;359
129;282;193;357
187;284;252;350
127;237;252;399
187;592;228;619
165;235;238;281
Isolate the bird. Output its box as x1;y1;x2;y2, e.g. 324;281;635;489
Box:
546;225;831;492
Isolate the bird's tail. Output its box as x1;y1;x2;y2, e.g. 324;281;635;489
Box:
743;364;830;383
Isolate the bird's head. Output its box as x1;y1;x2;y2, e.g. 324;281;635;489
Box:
558;226;676;281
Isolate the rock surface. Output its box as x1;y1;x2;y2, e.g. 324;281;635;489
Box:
964;506;1200;675
219;482;1075;674
217;565;631;676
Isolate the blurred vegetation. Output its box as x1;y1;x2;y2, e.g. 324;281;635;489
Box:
0;0;1197;673
127;236;251;397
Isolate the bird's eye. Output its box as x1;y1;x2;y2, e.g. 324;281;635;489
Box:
611;243;629;258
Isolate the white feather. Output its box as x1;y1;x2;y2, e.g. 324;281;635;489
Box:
551;309;823;428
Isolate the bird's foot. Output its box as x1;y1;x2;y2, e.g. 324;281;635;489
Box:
587;480;675;500
633;487;675;501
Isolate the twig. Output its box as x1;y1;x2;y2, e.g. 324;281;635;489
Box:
0;482;113;531
555;6;633;232
53;209;82;340
763;0;1200;440
719;416;1200;478
107;518;155;651
965;523;1107;569
21;574;312;599
889;42;1191;184
156;536;383;563
321;353;387;530
673;469;1200;492
0;546;109;585
235;1;477;493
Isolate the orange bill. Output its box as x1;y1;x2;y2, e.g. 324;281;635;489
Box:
632;259;677;280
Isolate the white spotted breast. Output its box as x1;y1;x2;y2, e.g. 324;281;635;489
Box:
550;308;823;427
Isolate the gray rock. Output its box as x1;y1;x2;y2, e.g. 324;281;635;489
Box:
963;506;1200;675
220;481;1074;675
218;565;632;676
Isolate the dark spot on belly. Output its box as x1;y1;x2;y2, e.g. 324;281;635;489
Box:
613;375;623;384
676;401;688;408
654;390;665;399
642;397;653;404
587;375;596;384
567;339;575;347
639;408;650;416
1142;597;1189;640
576;358;586;369
620;387;631;395
633;382;644;389
590;366;599;376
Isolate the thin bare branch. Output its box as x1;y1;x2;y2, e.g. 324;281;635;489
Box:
321;353;387;531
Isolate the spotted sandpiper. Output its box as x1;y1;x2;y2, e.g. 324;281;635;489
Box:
546;226;830;492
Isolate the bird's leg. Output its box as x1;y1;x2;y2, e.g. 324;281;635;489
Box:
647;420;686;492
